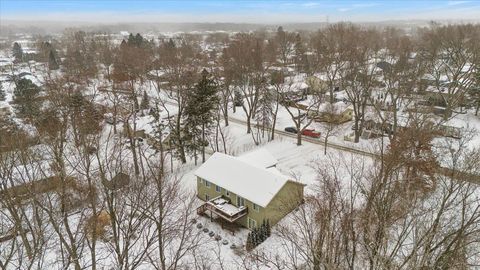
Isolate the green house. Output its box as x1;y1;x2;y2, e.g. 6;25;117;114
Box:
195;149;305;230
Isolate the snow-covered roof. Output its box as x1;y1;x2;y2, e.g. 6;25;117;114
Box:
291;82;309;90
237;148;278;169
318;101;352;113
195;152;293;207
6;161;53;188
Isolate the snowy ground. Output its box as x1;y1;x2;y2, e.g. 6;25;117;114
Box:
1;45;480;268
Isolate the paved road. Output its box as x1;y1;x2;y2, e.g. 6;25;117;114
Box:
232;117;480;184
227;117;377;158
164;100;480;184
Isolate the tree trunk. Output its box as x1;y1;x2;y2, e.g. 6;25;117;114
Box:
129;138;140;175
329;86;335;104
324;135;328;155
354;119;360;143
202;123;206;163
223;104;229;126
176;114;187;164
106;66;111;82
271;102;279;141
113;104;117;134
193;136;198;166
297;132;302;146
444;106;452;121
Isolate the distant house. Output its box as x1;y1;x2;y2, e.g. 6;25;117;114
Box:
124;113;177;152
195;149;305;230
306;75;330;94
103;172;130;191
309;102;354;124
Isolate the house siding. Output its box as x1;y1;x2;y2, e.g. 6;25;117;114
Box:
264;181;304;225
197;176;304;229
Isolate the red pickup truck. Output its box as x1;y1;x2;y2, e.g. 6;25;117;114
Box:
302;129;321;138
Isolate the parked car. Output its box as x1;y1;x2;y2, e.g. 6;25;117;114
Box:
302;129;321;138
284;127;298;134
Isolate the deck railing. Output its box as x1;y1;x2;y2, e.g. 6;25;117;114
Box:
197;195;248;223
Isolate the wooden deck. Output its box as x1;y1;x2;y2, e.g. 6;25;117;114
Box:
197;196;248;223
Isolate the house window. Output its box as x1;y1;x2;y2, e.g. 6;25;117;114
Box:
248;217;257;229
205;194;210;201
237;196;245;207
253;203;260;212
226;190;230;196
215;185;221;193
205;181;210;188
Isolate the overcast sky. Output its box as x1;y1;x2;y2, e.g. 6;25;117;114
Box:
1;0;480;23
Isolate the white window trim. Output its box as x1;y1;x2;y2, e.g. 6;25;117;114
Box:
237;196;245;207
215;185;221;193
205;180;210;188
253;203;260;212
248;217;257;229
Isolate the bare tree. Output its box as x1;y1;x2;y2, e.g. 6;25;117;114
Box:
418;24;477;118
224;33;267;134
140;159;204;270
311;23;355;104
280;86;322;146
0;134;49;269
97;35;115;82
157;38;201;163
276;154;363;270
341;28;382;143
319;103;342;155
373;28;423;140
275;26;296;67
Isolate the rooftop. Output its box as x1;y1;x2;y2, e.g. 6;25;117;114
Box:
195;150;292;207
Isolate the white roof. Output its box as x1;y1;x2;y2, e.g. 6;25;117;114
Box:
318;101;351;113
195;152;292;207
237;148;278;168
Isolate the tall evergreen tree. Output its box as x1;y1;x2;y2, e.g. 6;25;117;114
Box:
246;232;253;251
294;33;309;74
184;69;219;163
134;33;144;47
48;50;59;70
255;85;274;139
233;89;243;106
140;90;150;111
251;229;258;247
471;65;480;116
260;220;267;241
266;219;271;237
12;42;23;62
127;33;135;45
0;83;5;101
127;33;145;48
120;39;128;50
14;78;41;119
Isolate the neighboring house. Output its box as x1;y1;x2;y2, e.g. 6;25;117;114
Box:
103;172;130;191
306;75;329;94
280;75;310;103
437;124;462;139
309;102;353;124
195;149;305;230
123;110;177;151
